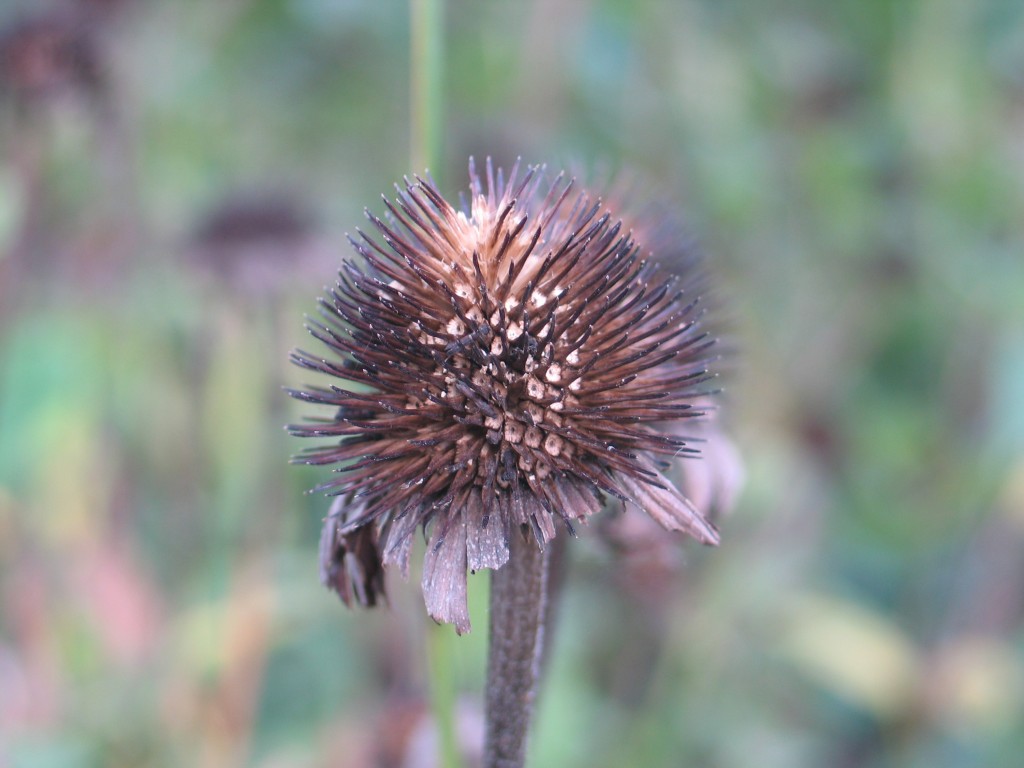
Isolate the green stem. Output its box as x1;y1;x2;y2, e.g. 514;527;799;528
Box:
412;2;453;765
427;623;463;768
410;0;444;175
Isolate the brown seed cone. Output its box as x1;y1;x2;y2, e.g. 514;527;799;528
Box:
290;159;719;633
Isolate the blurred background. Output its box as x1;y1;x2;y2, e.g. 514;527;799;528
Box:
1;0;1023;766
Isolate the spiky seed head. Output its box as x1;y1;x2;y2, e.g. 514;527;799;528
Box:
289;159;720;633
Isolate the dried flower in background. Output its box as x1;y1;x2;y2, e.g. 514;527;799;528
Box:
290;159;721;633
0;11;102;103
193;193;313;254
187;191;335;298
613;201;744;523
674;406;744;523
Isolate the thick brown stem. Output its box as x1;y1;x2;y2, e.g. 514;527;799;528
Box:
483;528;550;768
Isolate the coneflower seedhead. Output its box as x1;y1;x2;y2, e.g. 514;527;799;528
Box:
290;159;719;633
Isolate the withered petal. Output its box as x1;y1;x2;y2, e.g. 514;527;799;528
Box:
379;505;422;578
422;509;471;634
465;488;510;572
617;472;720;546
319;497;387;607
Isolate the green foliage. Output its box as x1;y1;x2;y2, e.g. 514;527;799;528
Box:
1;0;1023;766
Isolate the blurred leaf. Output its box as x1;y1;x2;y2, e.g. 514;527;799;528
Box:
778;593;918;719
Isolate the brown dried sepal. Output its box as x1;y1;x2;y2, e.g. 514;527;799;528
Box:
319;497;386;608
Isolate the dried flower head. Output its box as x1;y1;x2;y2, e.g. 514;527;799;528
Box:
187;191;331;297
290;159;720;633
0;12;102;102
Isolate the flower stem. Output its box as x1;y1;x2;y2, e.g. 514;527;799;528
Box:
484;529;551;768
427;623;463;768
411;2;454;763
410;0;443;175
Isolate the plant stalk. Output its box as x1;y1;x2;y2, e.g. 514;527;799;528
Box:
411;2;455;764
484;529;551;768
427;623;463;768
410;0;443;175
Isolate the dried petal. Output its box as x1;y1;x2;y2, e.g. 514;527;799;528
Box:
319;497;386;607
618;472;720;546
422;511;471;634
466;488;510;572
